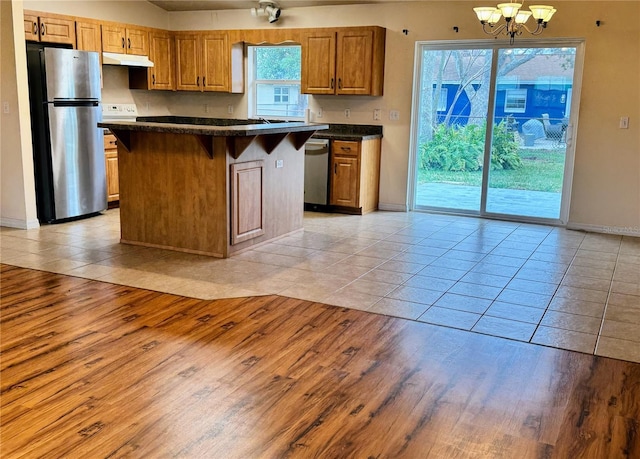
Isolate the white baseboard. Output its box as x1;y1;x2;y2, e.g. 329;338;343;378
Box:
378;202;408;212
567;222;640;237
0;217;40;230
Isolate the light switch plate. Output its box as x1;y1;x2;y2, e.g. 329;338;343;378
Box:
620;116;629;129
2;102;9;114
276;159;284;168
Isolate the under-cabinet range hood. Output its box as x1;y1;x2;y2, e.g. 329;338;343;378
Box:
102;52;154;67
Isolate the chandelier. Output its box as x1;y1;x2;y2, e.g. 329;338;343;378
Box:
473;2;556;44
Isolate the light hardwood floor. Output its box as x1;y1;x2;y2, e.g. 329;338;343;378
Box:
1;264;639;458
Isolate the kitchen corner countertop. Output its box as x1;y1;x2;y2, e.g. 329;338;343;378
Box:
311;123;383;141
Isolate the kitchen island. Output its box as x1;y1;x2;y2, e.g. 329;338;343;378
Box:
98;119;328;258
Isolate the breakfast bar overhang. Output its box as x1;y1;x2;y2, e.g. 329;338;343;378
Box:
98;120;328;258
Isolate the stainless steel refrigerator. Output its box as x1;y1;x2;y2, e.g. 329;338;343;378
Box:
27;44;106;223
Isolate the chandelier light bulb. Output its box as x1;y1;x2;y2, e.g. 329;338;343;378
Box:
497;2;522;19
514;10;532;24
529;4;553;21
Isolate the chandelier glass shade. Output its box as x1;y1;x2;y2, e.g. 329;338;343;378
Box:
473;2;556;44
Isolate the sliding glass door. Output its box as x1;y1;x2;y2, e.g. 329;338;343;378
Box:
411;40;583;224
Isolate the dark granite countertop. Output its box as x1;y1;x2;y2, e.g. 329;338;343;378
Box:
136;116;260;126
133;117;382;141
311;123;383;141
98;120;328;137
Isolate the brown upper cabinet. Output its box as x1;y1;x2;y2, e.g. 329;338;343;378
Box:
102;23;149;55
174;31;243;93
302;26;385;96
24;10;76;46
148;31;175;90
130;30;175;91
75;19;102;52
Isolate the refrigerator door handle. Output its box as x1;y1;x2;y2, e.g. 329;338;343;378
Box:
51;100;99;107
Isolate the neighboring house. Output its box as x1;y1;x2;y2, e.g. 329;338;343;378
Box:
255;83;306;118
433;53;573;131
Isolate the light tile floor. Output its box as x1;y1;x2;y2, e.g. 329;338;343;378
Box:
2;209;639;363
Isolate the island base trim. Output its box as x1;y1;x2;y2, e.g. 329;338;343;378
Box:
120;239;225;258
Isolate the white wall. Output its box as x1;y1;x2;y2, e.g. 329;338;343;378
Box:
4;1;640;235
1;0;39;229
23;0;168;28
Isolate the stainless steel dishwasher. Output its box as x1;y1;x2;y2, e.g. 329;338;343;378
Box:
304;138;330;211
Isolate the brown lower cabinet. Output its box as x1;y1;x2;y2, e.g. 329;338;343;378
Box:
329;138;381;214
103;132;119;204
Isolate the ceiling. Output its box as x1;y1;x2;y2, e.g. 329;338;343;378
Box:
147;0;414;12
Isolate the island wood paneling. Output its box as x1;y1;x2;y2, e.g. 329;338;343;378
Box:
223;135;305;256
118;131;228;257
117;130;305;257
1;264;639;458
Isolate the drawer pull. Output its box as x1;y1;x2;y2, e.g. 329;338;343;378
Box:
40;23;46;36
330;78;334;89
32;22;38;35
122;37;125;49
334;163;337;174
341;146;351;151
128;38;131;49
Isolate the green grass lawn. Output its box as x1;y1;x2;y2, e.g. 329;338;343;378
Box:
418;149;566;193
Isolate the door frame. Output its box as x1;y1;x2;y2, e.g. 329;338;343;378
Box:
407;38;586;226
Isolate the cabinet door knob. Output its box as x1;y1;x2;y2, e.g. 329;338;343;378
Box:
128;38;131;49
196;76;200;87
203;76;206;87
122;37;125;48
338;78;342;90
40;23;46;36
330;78;334;89
152;74;156;85
32;22;38;35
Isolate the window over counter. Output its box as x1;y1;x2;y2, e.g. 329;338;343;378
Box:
247;45;308;120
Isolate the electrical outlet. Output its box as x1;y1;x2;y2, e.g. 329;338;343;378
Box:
620;116;629;129
228;104;234;114
204;104;210;113
390;110;400;121
373;109;381;121
2;102;9;114
276;159;284;168
345;108;351;119
316;108;323;118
